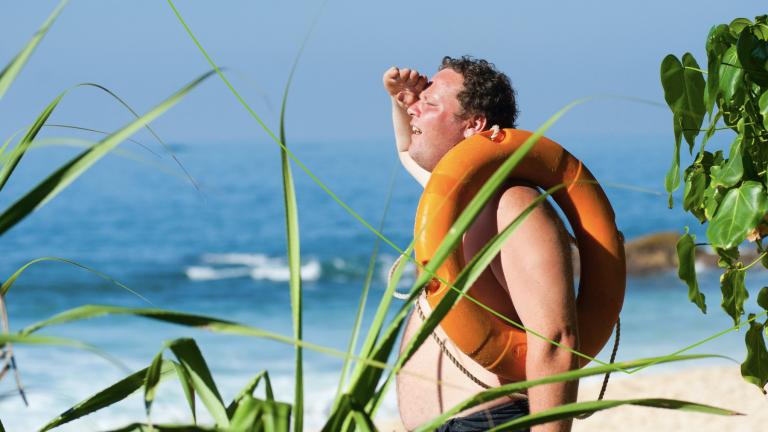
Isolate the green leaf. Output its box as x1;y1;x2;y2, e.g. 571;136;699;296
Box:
700;111;723;152
676;229;706;313
715;246;740;268
0;0;68;101
40;361;176;431
759;90;768;130
167;338;229;428
720;268;748;325
736;28;768;86
704;184;724;220
757;287;768;310
682;167;707;215
719;46;744;105
143;350;164;418
730;18;753;38
741;316;768;394
0;70;215;236
705;24;733;116
710;136;744;188
706;181;768;248
664;122;682;207
660;54;706;152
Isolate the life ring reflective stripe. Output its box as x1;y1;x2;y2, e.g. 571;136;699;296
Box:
414;128;626;382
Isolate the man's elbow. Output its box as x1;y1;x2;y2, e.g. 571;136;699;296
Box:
527;327;580;371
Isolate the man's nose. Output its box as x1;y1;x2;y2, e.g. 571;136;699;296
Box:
407;101;420;117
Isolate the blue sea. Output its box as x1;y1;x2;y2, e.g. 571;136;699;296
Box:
0;133;765;431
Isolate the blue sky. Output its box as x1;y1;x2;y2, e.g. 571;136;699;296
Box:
0;1;765;146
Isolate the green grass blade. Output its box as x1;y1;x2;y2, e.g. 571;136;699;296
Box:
39;360;176;431
0;0;67;101
0;129;25;161
229;395;261;430
259;400;292;432
1;136;192;184
274;3;326;428
350;409;376;432
352;242;413;368
167;338;229;428
75;82;199;190
227;370;274;417
279;68;303;432
18;304;397;378
414;353;729;431
103;423;213;432
0;80;183;192
0;70;215;236
486;398;740;432
0;333;129;373
0;333;95;351
1;257;154;305
172;360;196;423
0;91;65;192
143;350;164;419
334;165;398;404
45;123;160;157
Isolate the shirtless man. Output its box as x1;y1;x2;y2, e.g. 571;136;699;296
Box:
384;56;578;432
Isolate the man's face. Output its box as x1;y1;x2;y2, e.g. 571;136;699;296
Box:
407;68;470;171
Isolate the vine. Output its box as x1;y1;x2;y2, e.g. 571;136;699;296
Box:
662;15;768;394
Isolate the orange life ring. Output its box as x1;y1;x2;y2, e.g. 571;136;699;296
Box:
414;128;625;382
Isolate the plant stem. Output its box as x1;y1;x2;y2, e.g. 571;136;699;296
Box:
740;251;767;272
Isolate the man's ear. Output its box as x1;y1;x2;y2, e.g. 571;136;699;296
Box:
463;115;488;138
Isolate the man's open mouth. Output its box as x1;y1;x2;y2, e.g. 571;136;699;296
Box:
411;125;422;135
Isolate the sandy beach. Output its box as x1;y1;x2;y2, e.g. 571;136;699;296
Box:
572;366;767;431
377;366;768;431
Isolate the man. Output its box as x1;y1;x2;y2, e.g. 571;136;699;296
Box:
384;56;578;432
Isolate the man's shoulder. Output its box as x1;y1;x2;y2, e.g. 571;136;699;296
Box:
496;181;543;214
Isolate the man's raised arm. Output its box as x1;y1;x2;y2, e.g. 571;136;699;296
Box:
382;66;431;186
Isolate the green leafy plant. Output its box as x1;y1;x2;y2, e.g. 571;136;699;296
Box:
661;14;768;393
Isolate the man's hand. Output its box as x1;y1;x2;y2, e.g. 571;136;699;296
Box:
383;66;428;109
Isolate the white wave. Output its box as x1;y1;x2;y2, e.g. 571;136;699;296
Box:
185;266;252;281
188;253;322;282
201;252;271;266
250;259;321;282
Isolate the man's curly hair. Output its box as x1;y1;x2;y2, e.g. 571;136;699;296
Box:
440;56;518;129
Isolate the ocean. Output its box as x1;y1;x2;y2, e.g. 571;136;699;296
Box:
0;133;765;431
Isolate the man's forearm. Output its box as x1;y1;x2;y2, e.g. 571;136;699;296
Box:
391;98;412;152
526;333;579;432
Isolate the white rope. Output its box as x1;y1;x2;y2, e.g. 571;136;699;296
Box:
490;124;500;140
389;253;412;299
